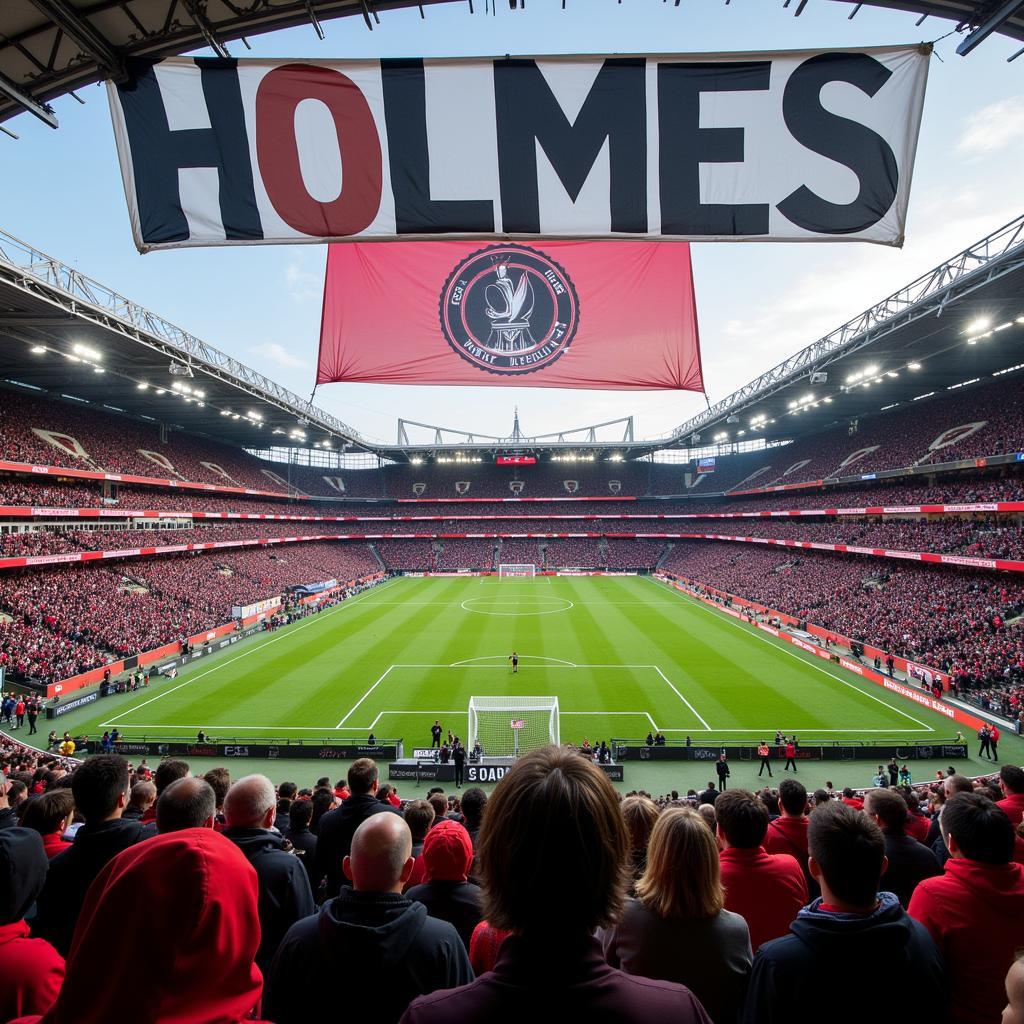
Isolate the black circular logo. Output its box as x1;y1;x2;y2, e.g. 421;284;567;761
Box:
439;245;579;375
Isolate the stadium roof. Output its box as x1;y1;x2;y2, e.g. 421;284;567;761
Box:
1;0;1022;131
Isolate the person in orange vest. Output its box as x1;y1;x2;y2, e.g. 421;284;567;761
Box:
758;741;773;778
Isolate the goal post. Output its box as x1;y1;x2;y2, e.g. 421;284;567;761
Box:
467;696;559;758
499;564;536;578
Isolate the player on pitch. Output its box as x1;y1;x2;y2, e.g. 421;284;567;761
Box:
508;651;519;674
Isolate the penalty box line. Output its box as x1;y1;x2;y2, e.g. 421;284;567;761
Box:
365;709;660;731
337;661;708;732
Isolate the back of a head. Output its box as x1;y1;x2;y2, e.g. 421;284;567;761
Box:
422;819;473;882
778;778;808;817
154;759;190;795
223;774;276;829
128;780;157;811
20;788;74;837
865;788;909;833
0;827;49;924
404;799;435;841
47;830;262;1024
289;799;314;832
428;792;448;820
715;789;769;849
478;745;628;936
621;794;660;852
71;754;129;822
1001;764;1024;795
944;773;973;798
347;812;413;892
203;768;230;810
809;801;885;907
278;781;298;801
942;792;1015;865
460;787;487;829
157;777;216;834
636;807;723;920
347;758;378;796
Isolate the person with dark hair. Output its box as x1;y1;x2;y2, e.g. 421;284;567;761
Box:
459;787;487;850
204;767;231;828
223;775;314;976
998;764;1024;826
404;800;436;863
19;790;74;858
400;746;713;1024
909;792;1024;1024
0;828;64;1020
742;802;945;1024
156;777;216;833
313;758;400;900
765;778;817;899
309;788;335;835
33;754;150;956
273;797;292;834
406;819;483;950
602;808;752;1024
285;798;317;874
716;789;807;951
265;813;471;1024
144;759;190;823
16;829;269;1024
863;788;940;908
452;739;466;789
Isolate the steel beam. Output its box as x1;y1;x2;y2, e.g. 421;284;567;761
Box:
956;0;1024;54
26;0;127;80
0;72;57;128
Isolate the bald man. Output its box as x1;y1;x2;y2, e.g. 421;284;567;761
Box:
222;774;314;975
265;813;472;1024
156;777;216;833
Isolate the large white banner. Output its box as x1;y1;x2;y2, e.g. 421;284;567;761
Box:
108;47;929;252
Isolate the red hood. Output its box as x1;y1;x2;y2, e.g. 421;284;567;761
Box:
944;857;1024;913
31;829;264;1024
422;820;474;882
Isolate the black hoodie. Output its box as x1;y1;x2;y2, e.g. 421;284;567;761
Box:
33;817;151;956
742;893;945;1024
263;887;472;1024
222;825;315;975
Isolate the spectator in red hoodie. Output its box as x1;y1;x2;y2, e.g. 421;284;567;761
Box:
717;789;808;951
0;828;64;1021
406;819;483;950
765;779;817;899
11;828;269;1024
997;765;1024;826
19;791;73;859
909;792;1024;1024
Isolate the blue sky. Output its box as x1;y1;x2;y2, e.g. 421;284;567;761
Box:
1;0;1022;446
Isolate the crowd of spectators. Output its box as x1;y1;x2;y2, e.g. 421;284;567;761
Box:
1;739;1023;1024
663;544;1024;692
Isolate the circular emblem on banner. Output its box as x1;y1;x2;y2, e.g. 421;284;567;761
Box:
439;245;579;375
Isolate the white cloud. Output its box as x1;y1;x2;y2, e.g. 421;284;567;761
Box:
956;97;1024;159
254;342;309;371
284;259;322;303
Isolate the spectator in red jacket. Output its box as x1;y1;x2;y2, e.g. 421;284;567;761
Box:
997;765;1024;826
765;778;817;899
12;828;268;1024
716;789;808;950
909;793;1024;1024
0;828;64;1021
401;746;713;1024
18;791;73;859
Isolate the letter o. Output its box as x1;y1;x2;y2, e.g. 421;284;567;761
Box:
256;63;382;237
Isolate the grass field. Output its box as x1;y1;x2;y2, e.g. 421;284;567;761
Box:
65;574;968;749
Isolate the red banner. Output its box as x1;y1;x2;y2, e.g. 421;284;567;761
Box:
317;241;702;390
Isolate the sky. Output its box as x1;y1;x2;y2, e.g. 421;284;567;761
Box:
0;0;1022;448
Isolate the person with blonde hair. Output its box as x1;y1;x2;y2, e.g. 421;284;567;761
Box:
601;807;752;1024
620;794;659;885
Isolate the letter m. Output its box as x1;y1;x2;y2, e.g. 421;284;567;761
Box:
494;58;646;233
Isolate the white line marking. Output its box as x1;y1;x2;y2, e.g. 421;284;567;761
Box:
110;725;356;731
450;654;578;667
367;709;464;730
655;727;933;733
336;666;395;729
99;577;405;727
654;579;935;733
652;666;712;730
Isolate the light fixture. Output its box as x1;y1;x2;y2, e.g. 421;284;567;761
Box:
30;345;46;355
72;343;102;362
137;382;149;390
907;362;921;370
965;318;991;336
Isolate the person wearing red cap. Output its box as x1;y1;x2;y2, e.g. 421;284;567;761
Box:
11;828;268;1024
407;819;483;949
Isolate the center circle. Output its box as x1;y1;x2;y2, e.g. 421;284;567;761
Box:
460;596;574;617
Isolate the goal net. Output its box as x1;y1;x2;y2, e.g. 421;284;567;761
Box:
467;696;559;758
499;564;536;577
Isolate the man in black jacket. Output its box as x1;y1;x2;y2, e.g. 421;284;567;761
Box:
743;801;945;1024
33;754;152;955
264;811;471;1024
863;788;941;907
313;757;400;901
223;774;315;975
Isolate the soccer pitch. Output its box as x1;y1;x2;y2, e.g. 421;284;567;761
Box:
79;575;960;747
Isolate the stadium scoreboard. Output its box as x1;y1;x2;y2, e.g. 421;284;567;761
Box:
496;455;537;466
